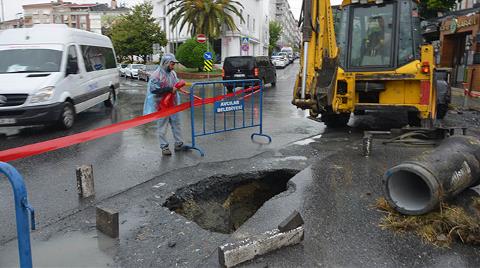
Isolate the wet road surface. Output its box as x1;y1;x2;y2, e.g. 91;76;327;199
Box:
0;62;322;244
2;61;480;267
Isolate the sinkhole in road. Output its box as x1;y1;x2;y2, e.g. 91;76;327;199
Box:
163;169;299;234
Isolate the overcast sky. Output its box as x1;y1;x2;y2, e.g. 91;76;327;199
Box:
2;0;342;23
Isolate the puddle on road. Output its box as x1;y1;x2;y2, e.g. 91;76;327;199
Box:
293;135;323;145
273;156;308;162
163;169;299;234
0;230;117;267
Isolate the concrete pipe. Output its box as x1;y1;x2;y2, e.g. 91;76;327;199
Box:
384;136;480;215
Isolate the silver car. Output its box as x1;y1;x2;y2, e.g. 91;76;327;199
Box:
125;64;145;79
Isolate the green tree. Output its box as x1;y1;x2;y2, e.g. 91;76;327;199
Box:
101;14;119;37
110;3;167;63
176;38;216;71
167;0;244;39
419;0;459;19
269;21;283;56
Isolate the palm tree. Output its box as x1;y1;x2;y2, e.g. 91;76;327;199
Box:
167;0;244;39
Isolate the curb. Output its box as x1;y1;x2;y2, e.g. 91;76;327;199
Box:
177;71;222;80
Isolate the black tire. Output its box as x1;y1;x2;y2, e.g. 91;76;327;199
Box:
407;111;421;127
321;112;350;128
104;88;117;107
436;104;448;119
309;109;319;118
57;102;75;129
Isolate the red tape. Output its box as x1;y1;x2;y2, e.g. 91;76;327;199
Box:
0;86;261;162
464;89;480;98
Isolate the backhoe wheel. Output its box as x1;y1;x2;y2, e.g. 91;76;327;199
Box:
436;104;448;119
309;109;319;118
321;112;350;128
407;112;421;127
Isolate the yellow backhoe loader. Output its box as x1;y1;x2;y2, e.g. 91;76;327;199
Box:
293;0;450;128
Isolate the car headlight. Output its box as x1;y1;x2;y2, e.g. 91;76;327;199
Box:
30;86;55;103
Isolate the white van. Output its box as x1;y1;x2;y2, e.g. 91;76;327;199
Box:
0;24;120;129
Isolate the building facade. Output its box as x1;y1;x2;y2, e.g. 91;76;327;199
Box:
439;11;480;89
0;18;24;30
151;0;191;55
21;0;128;34
151;0;271;63
270;0;301;50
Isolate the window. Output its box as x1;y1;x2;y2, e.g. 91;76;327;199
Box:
80;45;116;72
0;49;62;73
337;7;349;67
67;45;79;74
398;1;415;66
349;3;394;68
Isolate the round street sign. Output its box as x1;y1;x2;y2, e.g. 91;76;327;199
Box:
197;34;207;43
204;52;213;60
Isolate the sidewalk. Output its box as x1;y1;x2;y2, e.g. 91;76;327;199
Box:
451;87;480;111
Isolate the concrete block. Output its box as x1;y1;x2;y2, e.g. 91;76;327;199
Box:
96;207;119;238
278;210;304;232
76;165;95;198
218;226;304;268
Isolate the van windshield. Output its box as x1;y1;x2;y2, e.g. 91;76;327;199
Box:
0;49;63;73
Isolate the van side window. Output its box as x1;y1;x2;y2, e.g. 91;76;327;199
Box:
66;45;79;74
80;45;116;72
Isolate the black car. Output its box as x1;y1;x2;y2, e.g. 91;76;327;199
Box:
222;56;277;92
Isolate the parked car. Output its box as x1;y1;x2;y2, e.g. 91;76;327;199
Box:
118;63;128;77
271;55;288;69
0;24;119;129
277;52;290;65
125;64;145;79
222;56;277;92
138;65;158;81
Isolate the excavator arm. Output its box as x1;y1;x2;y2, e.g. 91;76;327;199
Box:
293;0;339;116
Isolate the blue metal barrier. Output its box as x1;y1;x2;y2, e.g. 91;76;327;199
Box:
187;79;272;156
0;162;35;268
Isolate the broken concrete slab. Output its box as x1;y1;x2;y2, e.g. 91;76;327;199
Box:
218;226;304;268
278;210;304;232
96;207;119;238
76;165;95;198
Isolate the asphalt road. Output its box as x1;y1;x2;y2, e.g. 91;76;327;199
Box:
0;62;323;244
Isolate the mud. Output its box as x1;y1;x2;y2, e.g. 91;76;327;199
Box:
163;169;299;234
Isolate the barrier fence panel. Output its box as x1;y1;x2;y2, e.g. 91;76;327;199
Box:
187;79;272;156
0;162;35;268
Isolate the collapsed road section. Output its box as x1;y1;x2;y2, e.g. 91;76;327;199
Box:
163;169;299;234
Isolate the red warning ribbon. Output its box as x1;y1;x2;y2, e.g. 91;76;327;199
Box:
464;89;480;98
0;86;260;162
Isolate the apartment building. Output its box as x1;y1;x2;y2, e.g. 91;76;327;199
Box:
151;0;271;62
270;0;301;49
21;0;128;34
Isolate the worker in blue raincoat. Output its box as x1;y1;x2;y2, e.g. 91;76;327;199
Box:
143;53;186;156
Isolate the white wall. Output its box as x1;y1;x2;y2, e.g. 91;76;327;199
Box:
89;13;102;34
221;0;270;61
151;0;192;54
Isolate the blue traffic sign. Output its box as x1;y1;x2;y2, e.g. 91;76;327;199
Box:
204;52;213;60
